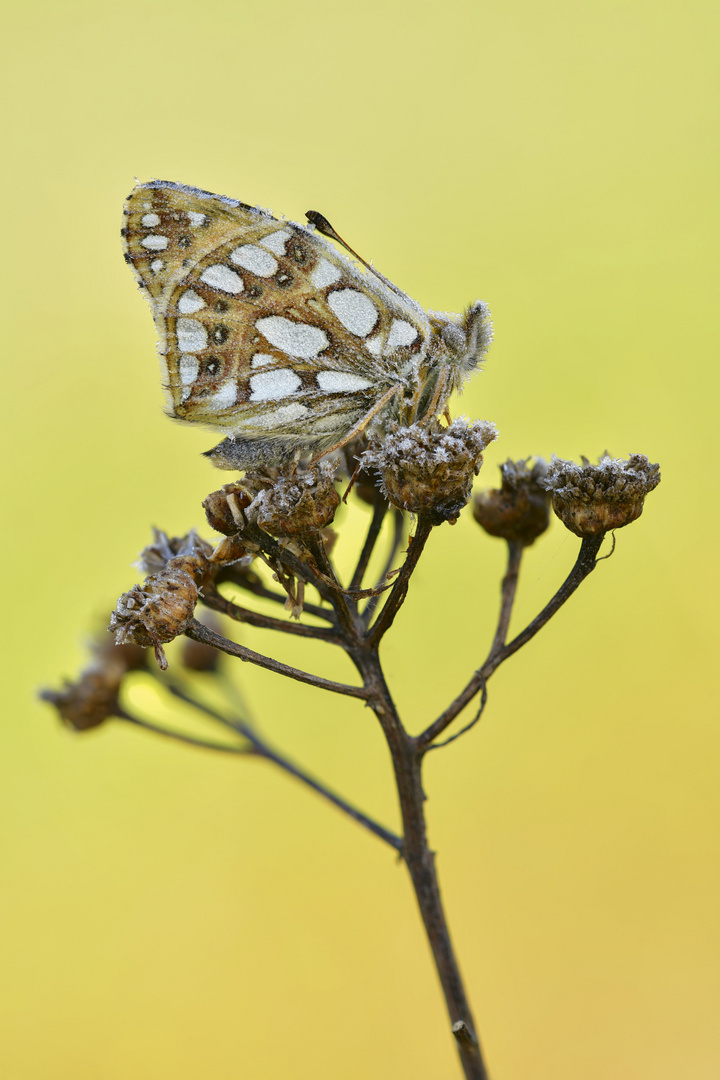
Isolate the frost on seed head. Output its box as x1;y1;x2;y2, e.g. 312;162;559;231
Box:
362;419;497;525
134;528;213;575
243;459;341;537
541;453;661;537
473;458;550;546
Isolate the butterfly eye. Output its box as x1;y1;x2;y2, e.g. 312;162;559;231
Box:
212;325;229;345
214;300;230;313
204;357;222;376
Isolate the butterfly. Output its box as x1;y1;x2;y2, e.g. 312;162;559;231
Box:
122;180;493;470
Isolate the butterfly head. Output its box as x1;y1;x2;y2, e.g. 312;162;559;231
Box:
436;300;493;372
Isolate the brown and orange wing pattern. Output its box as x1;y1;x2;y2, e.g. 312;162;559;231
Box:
122;181;430;449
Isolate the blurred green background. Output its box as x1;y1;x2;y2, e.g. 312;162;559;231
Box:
2;0;718;1077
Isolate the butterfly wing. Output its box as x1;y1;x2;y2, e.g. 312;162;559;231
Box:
123;181;430;452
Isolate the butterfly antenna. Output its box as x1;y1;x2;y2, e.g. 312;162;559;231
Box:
305;210;408;301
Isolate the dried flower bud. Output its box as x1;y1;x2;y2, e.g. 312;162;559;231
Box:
108;550;210;670
91;636;148;672
541;453;661;538
41;666;122;731
166;551;210;586
244;461;340;537
473;458;550;546
363;419;497;525
40;625;155;731
209;535;253;566
203;483;253;535
135;529;213;575
41;636;139;731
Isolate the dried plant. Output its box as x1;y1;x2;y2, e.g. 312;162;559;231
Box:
43;429;660;1080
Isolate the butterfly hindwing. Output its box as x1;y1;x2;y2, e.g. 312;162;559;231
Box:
123;181;431;449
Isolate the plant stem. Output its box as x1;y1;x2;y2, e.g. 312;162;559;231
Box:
117;711;250;754
367;516;433;645
202;585;344;643
158;679;403;852
418;533;604;749
489;540;523;654
349;499;387;591
186;619;369;700
358;649;490;1080
486;534;603;673
362;507;406;625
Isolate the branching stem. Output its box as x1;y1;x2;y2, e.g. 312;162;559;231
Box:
186;619;368;700
215;566;336;623
349;499;387;591
108;483;607;1080
362;508;406;625
367;516;433;645
417;534;604;750
202;586;344;644
150;680;403;852
117;710;250;754
354;649;490;1080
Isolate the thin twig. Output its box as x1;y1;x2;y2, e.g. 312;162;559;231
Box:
303;535;358;640
489;541;523;654
215;567;336;623
417;534;604;750
202;586;344;644
155;680;403;852
367;517;433;645
488;534;604;672
185;620;369;700
117;710;250;754
349;500;387;591
362;508;406;625
424;682;488;752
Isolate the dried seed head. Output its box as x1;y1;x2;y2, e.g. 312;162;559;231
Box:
40;627;155;731
40;666;123;731
244;460;340;537
363;419;497;525
135;529;213;575
90;634;149;672
541;453;661;537
203;483;253;535
108;550;210;670
473;458;550;546
209;535;254;566
166;551;211;586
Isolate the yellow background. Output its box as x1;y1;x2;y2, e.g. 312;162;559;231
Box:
2;1;718;1077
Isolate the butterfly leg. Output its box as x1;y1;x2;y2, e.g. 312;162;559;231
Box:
416;367;449;426
309;383;404;464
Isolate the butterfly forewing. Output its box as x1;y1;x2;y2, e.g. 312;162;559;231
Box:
123;180;433;454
